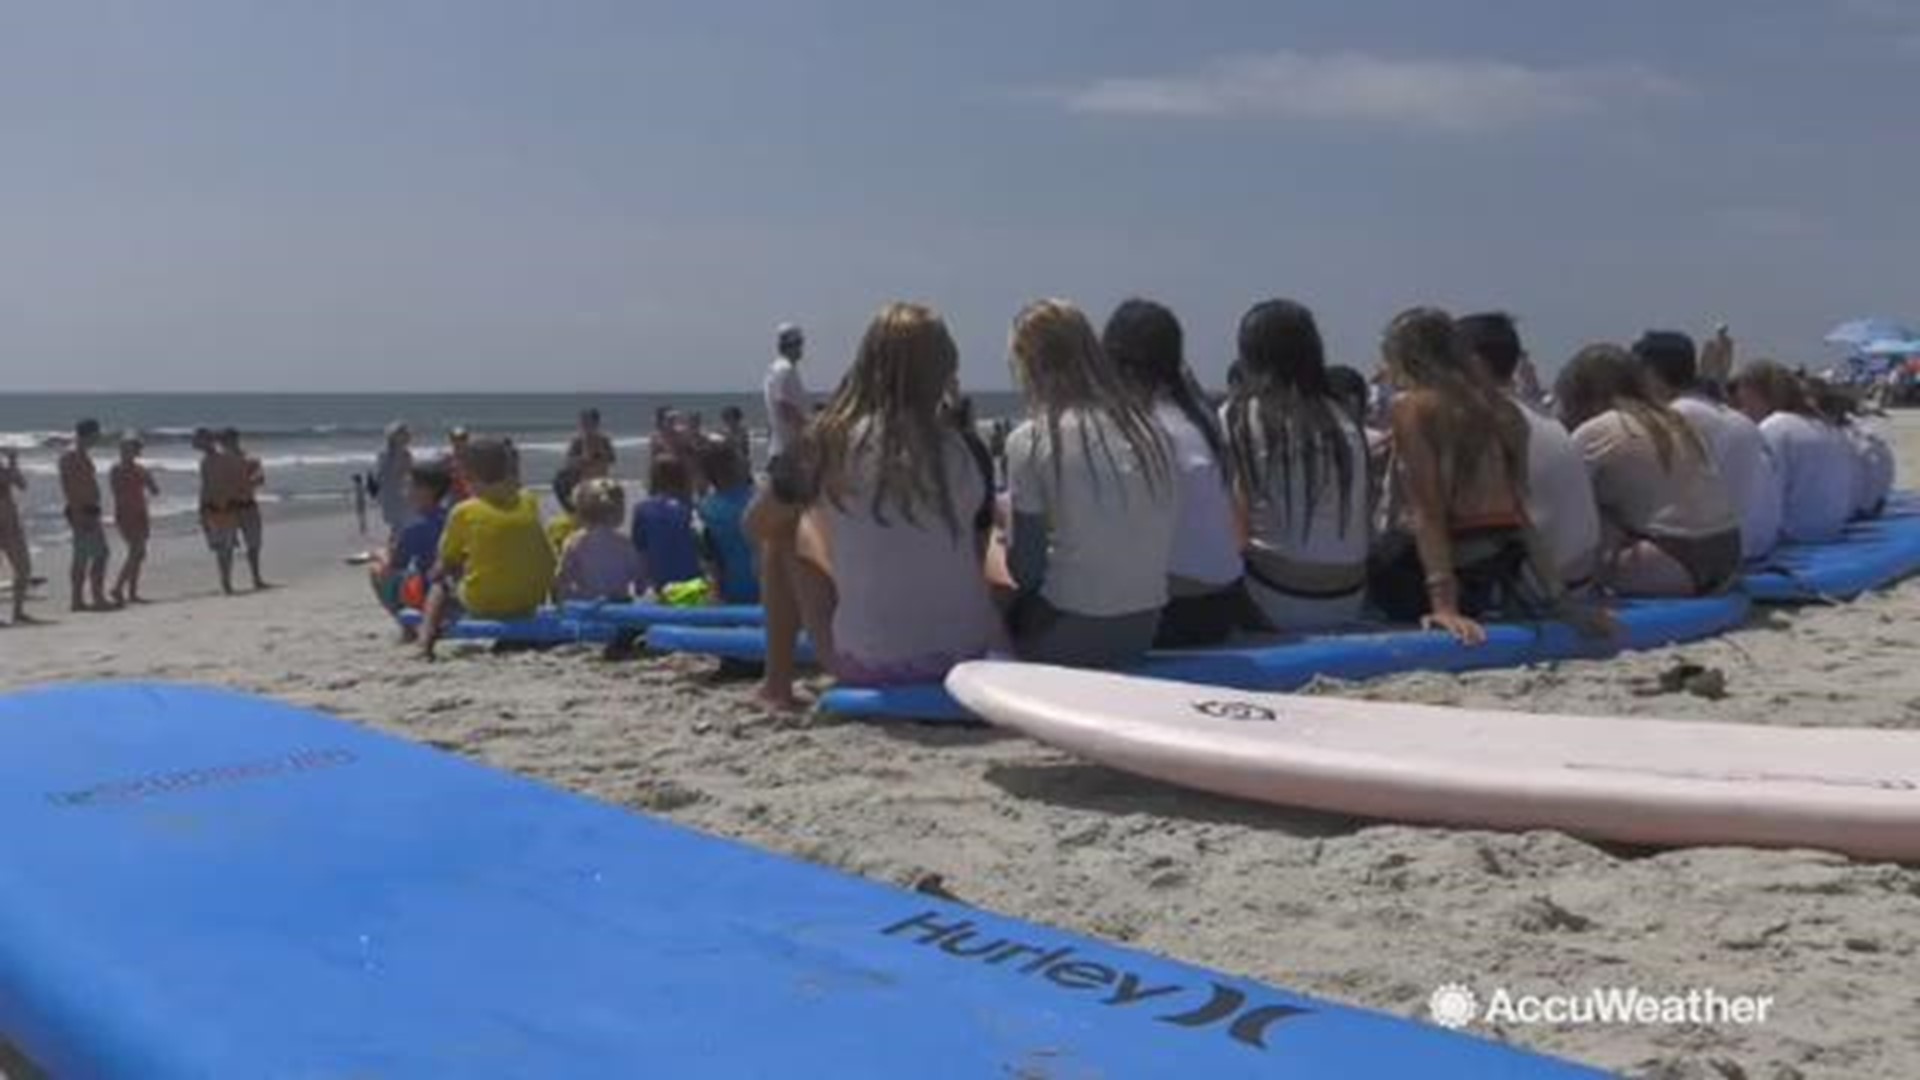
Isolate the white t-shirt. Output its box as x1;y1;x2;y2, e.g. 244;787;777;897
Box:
818;425;1001;678
1512;395;1601;586
1759;412;1857;544
1222;401;1369;573
1849;423;1895;517
763;357;807;458
1570;410;1737;542
1153;402;1242;589
1672;394;1783;560
1008;410;1179;617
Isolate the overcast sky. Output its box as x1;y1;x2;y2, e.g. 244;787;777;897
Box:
3;0;1915;392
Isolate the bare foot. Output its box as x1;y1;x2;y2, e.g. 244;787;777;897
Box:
755;686;807;713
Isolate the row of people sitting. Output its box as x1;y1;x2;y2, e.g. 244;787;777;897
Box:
748;299;1895;708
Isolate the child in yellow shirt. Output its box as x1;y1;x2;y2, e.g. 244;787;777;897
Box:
421;438;557;659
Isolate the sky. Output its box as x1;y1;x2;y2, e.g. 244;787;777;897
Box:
2;0;1917;393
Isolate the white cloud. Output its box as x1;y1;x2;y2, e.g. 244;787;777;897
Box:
1053;50;1683;133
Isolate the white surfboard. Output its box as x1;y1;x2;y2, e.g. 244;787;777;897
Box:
946;661;1920;860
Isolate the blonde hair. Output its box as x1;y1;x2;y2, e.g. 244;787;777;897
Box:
572;477;627;528
1009;298;1170;495
813;301;968;535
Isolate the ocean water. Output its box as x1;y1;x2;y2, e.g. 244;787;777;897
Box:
0;392;1022;548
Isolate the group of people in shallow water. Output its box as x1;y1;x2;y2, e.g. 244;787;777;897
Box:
354;298;1894;711
0;422;272;626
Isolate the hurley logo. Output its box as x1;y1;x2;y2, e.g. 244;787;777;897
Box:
881;910;1309;1049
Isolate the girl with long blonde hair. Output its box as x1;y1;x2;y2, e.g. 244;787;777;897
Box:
1554;344;1740;597
1004;299;1178;668
755;302;1002;703
1369;307;1572;643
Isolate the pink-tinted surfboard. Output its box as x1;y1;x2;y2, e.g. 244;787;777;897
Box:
946;661;1920;860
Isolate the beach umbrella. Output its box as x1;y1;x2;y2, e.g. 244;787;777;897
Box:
1825;318;1916;349
1862;337;1920;358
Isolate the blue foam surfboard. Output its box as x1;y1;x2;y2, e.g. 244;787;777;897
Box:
395;608;621;644
0;684;1596;1078
560;600;765;628
1742;504;1920;602
648;595;1751;722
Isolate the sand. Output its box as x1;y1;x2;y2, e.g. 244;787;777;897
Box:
6;421;1920;1078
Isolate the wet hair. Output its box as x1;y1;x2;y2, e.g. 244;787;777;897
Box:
217;427;242;449
1632;331;1700;393
1222;299;1360;541
580;407;601;426
75;418;102;440
1009;298;1171;498
1737;359;1818;419
696;433;750;492
654;406;672;429
1554;344;1707;471
813;302;969;535
409;463;454;504
720;405;745;425
550;464;583;512
191;426;215;451
464;438;514;486
573;477;626;528
1326;366;1371;428
1380;306;1528;502
1455;312;1524;384
1103;298;1227;482
648;454;693;501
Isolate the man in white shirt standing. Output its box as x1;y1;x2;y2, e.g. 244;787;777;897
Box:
1456;312;1602;592
748;322;817;710
1634;331;1783;561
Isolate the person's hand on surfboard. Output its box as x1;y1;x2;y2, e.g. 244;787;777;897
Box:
1421;609;1487;646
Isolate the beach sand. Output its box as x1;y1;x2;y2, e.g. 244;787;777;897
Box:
5;421;1920;1078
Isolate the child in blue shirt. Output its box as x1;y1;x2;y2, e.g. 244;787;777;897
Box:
370;464;453;637
695;435;760;604
632;455;704;595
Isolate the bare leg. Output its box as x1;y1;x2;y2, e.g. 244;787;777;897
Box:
3;537;28;623
113;538;145;604
246;539;267;589
89;547;111;609
420;582;452;660
747;491;804;710
68;535;86;612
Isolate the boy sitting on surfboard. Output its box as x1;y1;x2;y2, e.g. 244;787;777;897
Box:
420;438;556;659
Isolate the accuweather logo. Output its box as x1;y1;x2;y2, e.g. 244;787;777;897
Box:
1428;983;1774;1029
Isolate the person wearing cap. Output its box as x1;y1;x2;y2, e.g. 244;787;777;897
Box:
1456;313;1602;593
373;421;417;536
1634;331;1783;562
58;418;114;611
108;433;160;605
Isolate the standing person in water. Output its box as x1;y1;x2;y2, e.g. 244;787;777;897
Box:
1004;299;1178;669
59;418;113;612
373;422;417;537
1104;298;1250;646
0;447;32;625
1732;361;1857;544
748;322;816;708
108;433;160;605
1457;312;1602;593
1220;300;1373;630
1555;345;1740;598
758;301;1001;702
220;428;270;590
1368;308;1570;643
567;407;617;481
1633;332;1782;562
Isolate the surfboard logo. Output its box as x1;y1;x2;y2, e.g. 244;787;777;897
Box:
45;749;359;808
1192;700;1278;722
882;910;1309;1049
